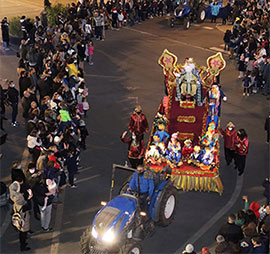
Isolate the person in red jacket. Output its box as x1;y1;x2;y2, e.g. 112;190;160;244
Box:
219;122;237;166
121;130;145;169
235;129;249;176
128;105;149;138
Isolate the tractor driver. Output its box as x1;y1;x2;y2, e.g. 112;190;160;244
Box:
127;165;154;212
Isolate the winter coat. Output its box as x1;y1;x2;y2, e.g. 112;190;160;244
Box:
262;179;270;199
223;31;231;43
19;77;31;98
218;222;243;244
9;182;30;232
215;242;233;254
1;20;9;42
235;137;249;155
27;135;42;149
11;168;26;183
7;87;19;104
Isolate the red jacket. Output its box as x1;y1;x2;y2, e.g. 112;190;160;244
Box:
48;155;61;169
121;137;145;159
219;128;237;150
129;113;149;135
235;137;249;155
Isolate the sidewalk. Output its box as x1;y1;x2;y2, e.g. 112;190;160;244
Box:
0;0;71;19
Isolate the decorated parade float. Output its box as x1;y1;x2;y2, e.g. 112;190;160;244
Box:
144;50;226;195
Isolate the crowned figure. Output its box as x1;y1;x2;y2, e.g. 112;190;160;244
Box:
175;58;203;106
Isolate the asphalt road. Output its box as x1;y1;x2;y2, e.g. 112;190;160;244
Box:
0;17;269;254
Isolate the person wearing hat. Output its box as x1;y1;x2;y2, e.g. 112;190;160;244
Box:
182;243;196;254
201;247;210;254
215;234;233;254
9;180;31;251
128;105;149;138
219;122;237;166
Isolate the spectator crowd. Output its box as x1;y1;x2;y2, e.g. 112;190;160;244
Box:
0;0;175;251
222;0;270;97
0;0;269;253
182;179;270;254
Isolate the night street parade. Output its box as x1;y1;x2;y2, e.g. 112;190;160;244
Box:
0;0;269;253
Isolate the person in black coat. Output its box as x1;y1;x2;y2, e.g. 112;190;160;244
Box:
220;3;232;25
223;30;231;51
11;161;26;183
66;149;78;188
1;17;10;50
262;178;270;203
265;114;270;144
19;71;31;98
37;75;51;100
218;214;243;244
7;81;19;127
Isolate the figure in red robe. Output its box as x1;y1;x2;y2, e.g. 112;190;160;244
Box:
181;139;194;162
128;105;149;138
219;121;237;166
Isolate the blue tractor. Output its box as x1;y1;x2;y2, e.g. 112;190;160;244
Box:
80;164;178;254
169;0;206;29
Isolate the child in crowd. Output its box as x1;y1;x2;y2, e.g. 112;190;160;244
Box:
86;40;94;65
242;71;252;96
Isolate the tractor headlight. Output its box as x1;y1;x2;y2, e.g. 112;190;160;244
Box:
92;227;98;239
102;228;115;243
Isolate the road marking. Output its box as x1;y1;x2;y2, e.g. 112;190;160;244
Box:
50;189;66;254
128;96;139;104
126;86;137;91
84;74;122;79
50;173;101;254
123;27;216;53
0;148;30;238
203;26;214;30
209;47;229;54
174;175;244;254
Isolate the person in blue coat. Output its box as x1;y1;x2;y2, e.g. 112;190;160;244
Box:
127;165;154;211
211;1;220;23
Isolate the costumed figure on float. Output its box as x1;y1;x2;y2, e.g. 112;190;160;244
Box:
142;50;226;195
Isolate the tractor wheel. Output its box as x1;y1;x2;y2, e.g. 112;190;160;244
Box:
169;17;175;28
80;226;92;254
183;17;190;30
158;186;177;226
121;241;142;254
197;7;206;23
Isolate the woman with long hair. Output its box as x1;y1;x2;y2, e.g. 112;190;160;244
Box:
235;129;249;176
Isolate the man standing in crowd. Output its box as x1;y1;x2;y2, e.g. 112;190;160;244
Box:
7;81;19;127
1;17;10;51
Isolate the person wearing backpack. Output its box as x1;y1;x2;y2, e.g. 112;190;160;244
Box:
9;180;31;252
